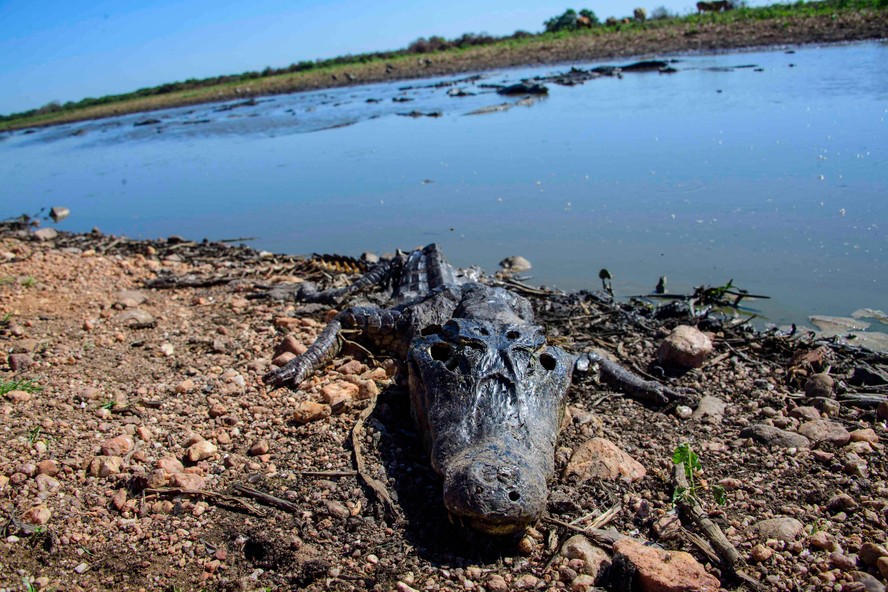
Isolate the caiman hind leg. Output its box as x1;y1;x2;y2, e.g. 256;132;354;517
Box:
574;351;689;405
263;306;405;388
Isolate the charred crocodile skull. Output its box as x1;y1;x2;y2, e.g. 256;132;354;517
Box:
408;318;573;535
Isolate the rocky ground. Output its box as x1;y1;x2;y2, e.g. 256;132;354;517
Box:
1;220;887;592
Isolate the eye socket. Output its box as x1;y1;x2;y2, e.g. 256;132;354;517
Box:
430;342;459;371
539;353;557;371
431;342;451;361
421;324;442;336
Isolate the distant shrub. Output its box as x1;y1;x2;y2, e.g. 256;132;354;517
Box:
545;8;579;32
650;6;675;19
579;9;600;24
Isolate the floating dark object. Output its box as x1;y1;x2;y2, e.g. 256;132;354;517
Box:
133;119;161;127
497;83;548;96
392;96;414;103
620;60;670;72
398;111;442;118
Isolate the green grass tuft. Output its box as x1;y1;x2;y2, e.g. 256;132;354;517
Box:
0;379;42;396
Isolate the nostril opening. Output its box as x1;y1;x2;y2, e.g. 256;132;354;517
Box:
508;491;521;502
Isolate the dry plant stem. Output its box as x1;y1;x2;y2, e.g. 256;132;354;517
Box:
144;487;266;516
295;470;358;477
672;463;742;567
232;484;302;514
671;464;766;590
542;516;629;548
587;504;622;530
352;397;396;516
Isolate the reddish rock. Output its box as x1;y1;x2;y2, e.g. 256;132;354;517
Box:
156;456;185;475
804;373;835;398
789;406;821;421
101;435;135;456
798;420;851;446
8;353;34;371
35;474;60;492
169;472;205;492
112;489;128;511
22;505;52;525
36;459;60;476
320;380;359;404
561;534;611;578
612;538;720;591
186;440;217;462
248;440;270;456
564;438;646;483
89;455;123;477
272;352;297;367
5;389;32;403
208;403;227;418
747;516;804;542
336;359;366;375
175;378;197;394
656;326;713;369
849;428;878;445
276;334;308;356
292;401;331;424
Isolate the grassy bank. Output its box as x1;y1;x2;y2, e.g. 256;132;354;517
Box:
2;0;886;131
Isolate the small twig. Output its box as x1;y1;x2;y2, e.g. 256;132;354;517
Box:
542;516;628;548
587;505;621;530
295;470;358;477
352;396;396;516
144;487;266;516
672;465;765;590
233;484;301;513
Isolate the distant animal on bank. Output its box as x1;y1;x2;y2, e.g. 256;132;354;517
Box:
576;15;594;28
621;17;632;24
605;16;618;26
633;7;647;22
696;1;733;12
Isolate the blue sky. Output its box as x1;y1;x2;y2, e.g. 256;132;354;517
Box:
0;0;769;115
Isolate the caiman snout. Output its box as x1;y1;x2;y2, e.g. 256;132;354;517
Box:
441;443;548;536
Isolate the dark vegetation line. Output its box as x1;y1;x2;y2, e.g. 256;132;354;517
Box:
2;0;886;130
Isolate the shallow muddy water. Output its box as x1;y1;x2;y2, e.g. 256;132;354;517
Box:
2;41;886;328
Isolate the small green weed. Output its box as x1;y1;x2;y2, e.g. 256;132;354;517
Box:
23;578;38;592
100;400;117;410
672;443;727;507
0;379;42;396
27;426;42;443
0;276;15;286
21;276;37;287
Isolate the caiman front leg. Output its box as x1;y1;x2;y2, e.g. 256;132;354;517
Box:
574;351;689;406
263;306;405;388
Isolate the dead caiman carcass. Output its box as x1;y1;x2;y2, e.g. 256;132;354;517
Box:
263;244;681;536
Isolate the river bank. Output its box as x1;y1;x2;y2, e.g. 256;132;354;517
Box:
2;221;888;590
3;8;887;131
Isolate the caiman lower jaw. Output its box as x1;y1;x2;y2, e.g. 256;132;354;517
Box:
449;512;533;537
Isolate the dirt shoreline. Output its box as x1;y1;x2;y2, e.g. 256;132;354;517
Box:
2;223;888;591
4;10;887;131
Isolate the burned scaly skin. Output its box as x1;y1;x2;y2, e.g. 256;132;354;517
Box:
409;314;573;534
263;244;680;536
